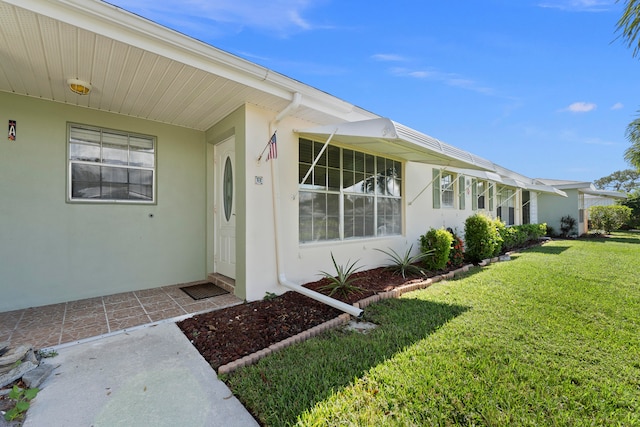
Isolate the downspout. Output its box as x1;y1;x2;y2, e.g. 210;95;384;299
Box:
268;93;363;318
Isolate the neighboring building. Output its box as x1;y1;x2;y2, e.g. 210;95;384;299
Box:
535;179;626;236
0;0;567;313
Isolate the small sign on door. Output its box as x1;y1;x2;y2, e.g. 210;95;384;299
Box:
8;120;16;141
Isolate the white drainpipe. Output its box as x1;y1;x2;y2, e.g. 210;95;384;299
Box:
268;93;363;318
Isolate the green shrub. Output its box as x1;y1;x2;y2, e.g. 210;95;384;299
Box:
619;192;640;229
498;223;547;251
492;218;506;256
589;205;633;233
464;214;503;263
499;225;523;252
448;231;465;268
560;215;577;237
419;228;453;271
522;223;547;239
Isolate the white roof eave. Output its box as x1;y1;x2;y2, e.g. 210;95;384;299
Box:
4;0;369;126
581;188;627;199
528;185;568;197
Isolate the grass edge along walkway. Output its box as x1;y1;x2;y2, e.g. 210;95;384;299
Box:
222;232;640;426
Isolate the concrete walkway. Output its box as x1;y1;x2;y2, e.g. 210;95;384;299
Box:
23;322;258;427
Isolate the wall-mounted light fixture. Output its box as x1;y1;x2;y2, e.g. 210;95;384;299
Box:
67;78;91;95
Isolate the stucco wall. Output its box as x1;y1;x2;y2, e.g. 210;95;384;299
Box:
205;106;247;299
0;92;207;311
228;107;518;302
537;189;580;236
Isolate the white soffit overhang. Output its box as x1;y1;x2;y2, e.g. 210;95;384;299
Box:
581;189;627;199
0;0;370;130
296;118;497;172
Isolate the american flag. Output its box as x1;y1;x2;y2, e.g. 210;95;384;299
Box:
267;132;277;160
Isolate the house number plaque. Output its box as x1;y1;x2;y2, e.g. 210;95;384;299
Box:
8;120;16;141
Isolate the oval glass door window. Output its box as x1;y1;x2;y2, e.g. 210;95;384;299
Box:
223;156;233;222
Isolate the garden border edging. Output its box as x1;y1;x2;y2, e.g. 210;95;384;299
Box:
216;263;477;375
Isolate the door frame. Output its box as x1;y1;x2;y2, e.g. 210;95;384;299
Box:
206;136;236;279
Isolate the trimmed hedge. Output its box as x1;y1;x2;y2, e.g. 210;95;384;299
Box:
419;228;453;271
498;223;547;252
464;214;503;263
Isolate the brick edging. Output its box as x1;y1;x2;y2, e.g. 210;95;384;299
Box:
216;263;477;375
217;245;542;374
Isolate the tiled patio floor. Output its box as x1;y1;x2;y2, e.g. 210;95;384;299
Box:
0;283;243;350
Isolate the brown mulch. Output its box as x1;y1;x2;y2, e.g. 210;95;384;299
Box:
177;266;429;370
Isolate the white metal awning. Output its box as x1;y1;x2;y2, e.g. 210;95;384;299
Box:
527;184;567;197
296;118;497;172
452;169;568;197
502;178;567;197
453;168;505;183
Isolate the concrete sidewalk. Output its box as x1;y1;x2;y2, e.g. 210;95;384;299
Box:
23;323;259;427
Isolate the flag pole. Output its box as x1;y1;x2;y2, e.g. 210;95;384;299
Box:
257;131;277;162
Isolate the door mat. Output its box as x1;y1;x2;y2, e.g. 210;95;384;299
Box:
180;282;229;300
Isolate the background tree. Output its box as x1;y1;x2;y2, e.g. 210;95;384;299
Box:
624;117;640;169
620;191;640;228
616;0;640;169
594;169;640;193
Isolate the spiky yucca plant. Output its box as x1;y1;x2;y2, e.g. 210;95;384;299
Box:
375;245;431;279
318;253;364;297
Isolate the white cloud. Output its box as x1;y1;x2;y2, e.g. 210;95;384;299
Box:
537;0;614;12
391;67;495;95
407;70;436;78
583;137;617;146
611;102;624;110
371;54;407;62
561;102;597;113
559;129;617;145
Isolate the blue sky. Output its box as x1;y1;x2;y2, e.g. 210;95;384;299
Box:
108;0;640;183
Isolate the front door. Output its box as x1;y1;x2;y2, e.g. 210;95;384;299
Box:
215;137;236;279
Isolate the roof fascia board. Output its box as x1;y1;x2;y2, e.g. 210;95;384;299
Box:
8;0;352;112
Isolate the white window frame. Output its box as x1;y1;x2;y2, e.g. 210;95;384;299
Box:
476;179;487;210
496;186;517;225
441;172;455;208
298;138;402;243
67;123;156;204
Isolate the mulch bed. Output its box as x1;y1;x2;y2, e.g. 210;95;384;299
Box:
177;266;434;369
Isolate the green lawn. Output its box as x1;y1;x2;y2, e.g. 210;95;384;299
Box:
222;232;640;426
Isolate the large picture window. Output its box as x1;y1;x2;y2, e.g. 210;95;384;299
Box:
67;124;155;203
299;138;402;243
